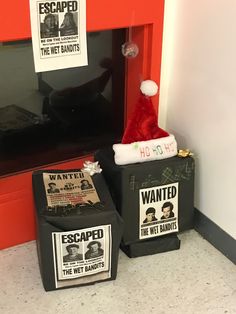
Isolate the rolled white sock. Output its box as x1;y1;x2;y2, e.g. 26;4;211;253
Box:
113;134;177;165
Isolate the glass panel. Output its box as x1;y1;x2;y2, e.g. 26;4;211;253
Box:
0;29;125;176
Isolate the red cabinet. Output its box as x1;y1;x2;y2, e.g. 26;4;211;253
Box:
0;0;165;248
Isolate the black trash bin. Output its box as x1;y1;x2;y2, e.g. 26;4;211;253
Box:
95;148;195;257
33;168;123;291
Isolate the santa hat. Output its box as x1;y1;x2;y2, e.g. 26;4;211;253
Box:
113;80;177;165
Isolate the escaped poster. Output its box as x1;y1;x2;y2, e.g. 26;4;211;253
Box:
139;183;179;239
52;225;112;288
29;0;88;72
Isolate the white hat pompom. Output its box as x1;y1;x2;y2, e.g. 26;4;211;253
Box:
140;80;158;96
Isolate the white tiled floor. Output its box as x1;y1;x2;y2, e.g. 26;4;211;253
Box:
0;230;235;314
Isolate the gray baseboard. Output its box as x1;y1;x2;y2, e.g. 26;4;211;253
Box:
194;208;236;264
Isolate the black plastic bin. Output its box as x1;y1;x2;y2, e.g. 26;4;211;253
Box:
33;168;123;291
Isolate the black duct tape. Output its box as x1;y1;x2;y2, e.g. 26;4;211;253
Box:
33;169;123;291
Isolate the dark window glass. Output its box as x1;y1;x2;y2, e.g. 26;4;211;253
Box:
0;30;125;176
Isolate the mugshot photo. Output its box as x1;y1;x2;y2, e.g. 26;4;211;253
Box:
59;12;78;36
85;241;104;259
143;207;158;224
47;182;60;194
80;179;93;190
63;244;83;263
40;13;59;38
160;201;175;220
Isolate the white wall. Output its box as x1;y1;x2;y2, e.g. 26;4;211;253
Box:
159;0;236;239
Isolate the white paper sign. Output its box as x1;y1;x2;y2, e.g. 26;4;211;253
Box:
29;0;88;72
52;225;112;288
139;182;179;239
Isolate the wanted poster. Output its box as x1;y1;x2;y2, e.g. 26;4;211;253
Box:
29;0;88;72
139;183;179;240
52;225;112;288
43;171;100;212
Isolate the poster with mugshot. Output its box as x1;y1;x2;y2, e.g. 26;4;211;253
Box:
139;183;179;240
29;0;88;72
43;171;100;211
52;225;112;288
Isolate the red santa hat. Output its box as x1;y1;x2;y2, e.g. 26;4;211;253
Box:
113;80;177;165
